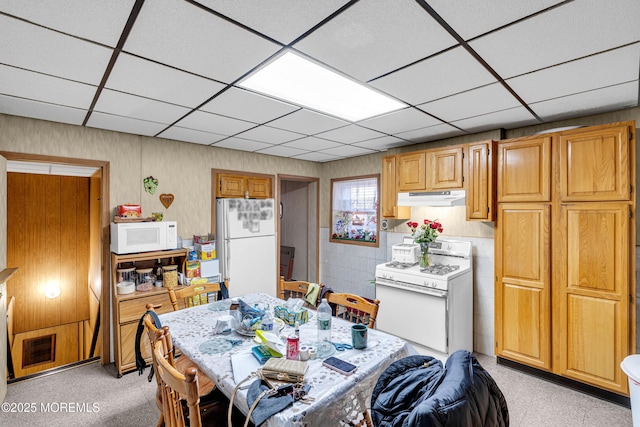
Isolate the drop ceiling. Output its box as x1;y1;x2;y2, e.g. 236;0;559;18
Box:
0;0;638;162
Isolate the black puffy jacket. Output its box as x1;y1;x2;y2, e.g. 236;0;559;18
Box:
370;350;509;427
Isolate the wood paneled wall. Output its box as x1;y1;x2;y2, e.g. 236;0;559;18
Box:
7;173;90;334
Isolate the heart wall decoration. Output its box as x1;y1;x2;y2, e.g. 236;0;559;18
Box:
160;193;174;209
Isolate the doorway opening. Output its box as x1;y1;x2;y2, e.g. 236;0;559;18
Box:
278;175;319;284
1;153;110;381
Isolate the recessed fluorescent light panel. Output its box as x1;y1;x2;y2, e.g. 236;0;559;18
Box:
239;51;406;122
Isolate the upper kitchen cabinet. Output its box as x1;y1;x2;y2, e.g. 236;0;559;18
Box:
217;173;272;199
429;147;464;190
466;141;496;221
397;146;463;192
497;136;551;203
381;155;410;219
558;123;632;202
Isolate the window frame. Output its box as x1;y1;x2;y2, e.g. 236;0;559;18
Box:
329;174;380;248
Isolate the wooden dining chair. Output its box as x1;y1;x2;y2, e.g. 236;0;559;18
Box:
168;282;223;311
143;305;215;398
152;333;203;427
325;292;380;328
278;276;324;308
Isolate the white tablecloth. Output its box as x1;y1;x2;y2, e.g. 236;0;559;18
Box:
158;293;414;427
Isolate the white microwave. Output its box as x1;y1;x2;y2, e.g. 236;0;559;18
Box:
110;221;178;254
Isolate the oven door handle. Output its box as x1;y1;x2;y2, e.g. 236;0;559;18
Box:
375;278;448;298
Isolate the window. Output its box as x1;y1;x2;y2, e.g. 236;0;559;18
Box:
330;175;379;247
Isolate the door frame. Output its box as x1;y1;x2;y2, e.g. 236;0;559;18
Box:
277;174;320;283
0;151;111;366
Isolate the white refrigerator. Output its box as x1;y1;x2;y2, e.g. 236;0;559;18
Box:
216;198;277;297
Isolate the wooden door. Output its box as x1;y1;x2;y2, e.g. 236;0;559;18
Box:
381;155;410;219
497;136;551;202
554;202;630;394
466;141;494;221
397;151;426;191
495;203;551;370
429;147;463;189
559;124;630;201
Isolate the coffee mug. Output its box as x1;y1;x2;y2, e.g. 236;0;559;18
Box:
351;324;368;349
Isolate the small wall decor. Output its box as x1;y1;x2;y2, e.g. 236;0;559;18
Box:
160;193;174;209
143;176;159;194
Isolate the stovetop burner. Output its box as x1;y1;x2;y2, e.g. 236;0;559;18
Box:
420;263;460;276
385;261;417;269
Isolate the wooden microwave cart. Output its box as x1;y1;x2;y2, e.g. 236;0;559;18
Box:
111;248;189;377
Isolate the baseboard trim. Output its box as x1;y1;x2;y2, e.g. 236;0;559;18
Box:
7;356;100;385
496;356;630;408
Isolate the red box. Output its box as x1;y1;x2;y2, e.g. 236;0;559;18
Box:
117;204;142;217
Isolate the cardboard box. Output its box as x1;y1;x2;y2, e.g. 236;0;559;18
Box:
200;259;219;278
274;306;308;326
186;260;200;278
196;242;216;260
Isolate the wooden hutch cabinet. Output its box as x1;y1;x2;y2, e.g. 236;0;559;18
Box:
495;121;635;396
111;248;188;377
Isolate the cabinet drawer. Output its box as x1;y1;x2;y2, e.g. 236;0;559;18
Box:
119;293;173;323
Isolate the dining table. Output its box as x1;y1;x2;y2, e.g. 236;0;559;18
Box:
158;293;415;427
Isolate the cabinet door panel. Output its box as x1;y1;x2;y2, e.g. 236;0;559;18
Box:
559;125;630;201
497;136;551;202
217;174;246;197
555;203;629;393
466;142;494;221
248;177;271;198
381;155;410;219
429;147;463;189
495;204;551;370
398;152;426;191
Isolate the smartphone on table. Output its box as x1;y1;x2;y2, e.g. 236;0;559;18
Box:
322;356;357;376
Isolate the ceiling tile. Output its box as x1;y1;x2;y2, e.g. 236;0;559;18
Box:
268;109;347;135
352;135;409;151
317;144;376;157
106;53;227;108
213;136;274;152
175;110;256;135
451;106;539;133
1;0;135;47
294;0;457;81
93;89;191;124
417;83;521;122
0;65;96;109
234;125;305;144
158;126;227;145
196;0;350;45
370;47;496;105
86;112;167;136
0;15;112;85
530;81;639;122
395;123;464;142
123;0;281;83
257;145;309;158
358;108;442;135
314;124;385;143
201;87;299;124
470;0;640;78
507;44;640;104
427;0;565;40
293;152;341;162
281;137;342;151
0;95;86;126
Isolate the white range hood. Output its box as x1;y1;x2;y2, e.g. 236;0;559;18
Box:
397;190;466;207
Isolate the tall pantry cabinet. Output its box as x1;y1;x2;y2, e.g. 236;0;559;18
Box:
495;121;636;395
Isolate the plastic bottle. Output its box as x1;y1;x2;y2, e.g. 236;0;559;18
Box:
286;321;300;360
261;310;274;331
317;298;332;355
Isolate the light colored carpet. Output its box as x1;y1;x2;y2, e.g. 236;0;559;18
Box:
0;355;634;426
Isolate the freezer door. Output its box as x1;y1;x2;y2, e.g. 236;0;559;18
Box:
217;198;275;239
225;235;277;297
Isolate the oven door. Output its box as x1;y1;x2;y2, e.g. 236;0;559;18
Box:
375;279;448;353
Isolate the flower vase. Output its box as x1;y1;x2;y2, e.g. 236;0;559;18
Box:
419;243;431;268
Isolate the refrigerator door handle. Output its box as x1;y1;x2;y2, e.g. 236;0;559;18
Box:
280;202;283;219
224;239;231;281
